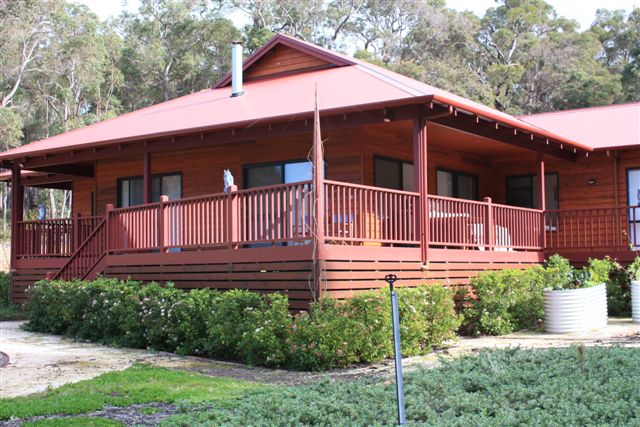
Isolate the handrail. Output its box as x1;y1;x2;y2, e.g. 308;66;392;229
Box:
324;181;419;245
53;218;107;281
545;205;636;250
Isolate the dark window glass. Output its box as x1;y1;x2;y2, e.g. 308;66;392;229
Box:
436;169;478;200
244;160;314;189
374;157;414;191
117;173;181;207
506;173;558;209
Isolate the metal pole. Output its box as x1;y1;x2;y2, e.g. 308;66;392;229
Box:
385;273;406;426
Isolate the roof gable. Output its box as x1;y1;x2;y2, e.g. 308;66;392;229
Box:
215;33;355;88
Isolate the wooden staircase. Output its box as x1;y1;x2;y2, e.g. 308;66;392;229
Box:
53;218;108;281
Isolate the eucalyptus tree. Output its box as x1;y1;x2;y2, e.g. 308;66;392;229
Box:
116;0;240;110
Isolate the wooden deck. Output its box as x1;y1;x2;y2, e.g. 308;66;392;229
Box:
10;180;637;305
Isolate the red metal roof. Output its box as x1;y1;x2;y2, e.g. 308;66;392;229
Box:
520;102;640;151
0;33;591;163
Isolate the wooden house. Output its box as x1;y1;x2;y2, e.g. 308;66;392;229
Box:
2;34;638;309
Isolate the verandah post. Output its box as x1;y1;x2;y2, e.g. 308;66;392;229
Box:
159;195;168;252
412;108;429;264
10;165;23;273
312;86;325;300
227;185;238;249
143;152;151;204
484;197;495;250
538;155;546;250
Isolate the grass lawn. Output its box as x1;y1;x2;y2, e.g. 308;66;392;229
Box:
0;364;265;420
163;346;640;427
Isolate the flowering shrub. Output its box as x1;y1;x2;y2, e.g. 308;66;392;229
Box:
24;279;460;371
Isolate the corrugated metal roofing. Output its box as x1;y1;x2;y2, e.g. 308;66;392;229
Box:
0;33;591;163
520;102;640;150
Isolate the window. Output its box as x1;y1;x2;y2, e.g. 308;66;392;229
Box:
244;160;314;188
374;157;414;191
506;173;558;210
117;173;182;208
436;169;478;200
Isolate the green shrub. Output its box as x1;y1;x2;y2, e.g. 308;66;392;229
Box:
24;279;460;371
462;267;547;336
543;254;573;290
588;257;630;316
0;272;10;306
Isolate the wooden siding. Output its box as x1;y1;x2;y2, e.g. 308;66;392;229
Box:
244;44;332;82
321;246;541;302
11;259;65;304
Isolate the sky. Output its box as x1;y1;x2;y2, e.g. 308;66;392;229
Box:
78;0;640;30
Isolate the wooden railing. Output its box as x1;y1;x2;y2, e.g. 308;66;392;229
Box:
545;206;638;251
108;181;314;253
53;218;107;281
428;195;544;251
16;215;102;258
236;181;313;245
324;180;419;245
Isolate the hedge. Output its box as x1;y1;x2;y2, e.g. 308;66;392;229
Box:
24;278;461;371
462;254;634;336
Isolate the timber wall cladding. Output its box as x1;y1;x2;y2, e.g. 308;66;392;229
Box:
74;126;364;216
244;44;332;81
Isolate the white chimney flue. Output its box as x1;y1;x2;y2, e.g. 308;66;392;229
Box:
231;42;244;97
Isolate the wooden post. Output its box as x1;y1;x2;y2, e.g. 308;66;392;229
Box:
158;195;168;252
10;165;23;272
143;152;151;204
105;203;114;251
413;109;429;264
312;86;325;299
227;185;238;249
73;212;81;251
484;197;495;250
612;153;621;248
537;155;546;249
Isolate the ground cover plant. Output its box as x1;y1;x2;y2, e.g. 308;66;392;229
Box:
24;279;461;370
24;417;123;427
161;346;640;427
0;364;263;420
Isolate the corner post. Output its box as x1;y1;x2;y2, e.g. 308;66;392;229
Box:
484;197;495;250
537;154;546;249
312;87;325;300
143;152;151;204
413;108;429;264
227;185;238;249
10;165;23;272
159;195;168;252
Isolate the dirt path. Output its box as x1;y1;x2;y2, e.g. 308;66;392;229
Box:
1;319;639;399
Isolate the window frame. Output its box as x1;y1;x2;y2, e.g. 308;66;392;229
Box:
242;159;320;189
373;155;414;191
116;171;183;208
436;168;479;200
505;172;559;209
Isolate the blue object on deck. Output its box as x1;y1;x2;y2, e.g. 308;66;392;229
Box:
37;205;46;220
386;273;406;426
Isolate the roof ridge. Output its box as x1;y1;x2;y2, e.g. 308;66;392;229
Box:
521;101;640;118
